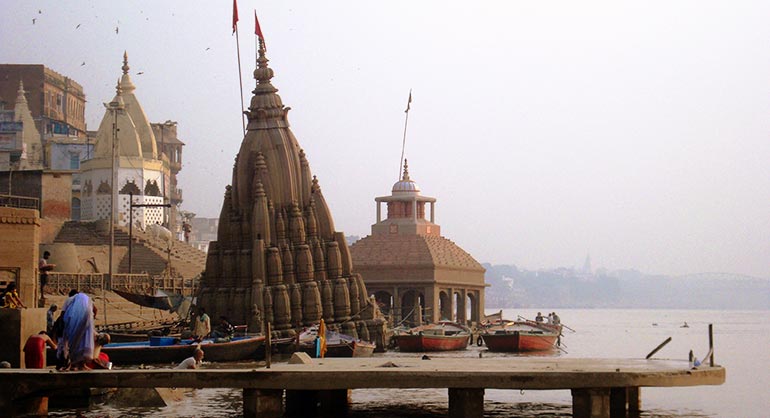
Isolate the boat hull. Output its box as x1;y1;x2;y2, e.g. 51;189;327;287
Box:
101;336;266;365
481;322;561;352
394;334;469;352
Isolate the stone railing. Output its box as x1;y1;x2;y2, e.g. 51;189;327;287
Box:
46;272;198;296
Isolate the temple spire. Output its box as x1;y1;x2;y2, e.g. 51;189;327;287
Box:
120;51;136;93
15;80;27;105
401;159;411;181
122;51;129;74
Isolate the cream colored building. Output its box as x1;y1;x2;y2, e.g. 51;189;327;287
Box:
79;53;168;228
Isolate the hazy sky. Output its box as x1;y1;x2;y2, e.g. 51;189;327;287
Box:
3;1;769;278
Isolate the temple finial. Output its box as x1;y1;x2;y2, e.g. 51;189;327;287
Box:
16;80;27;104
122;51;130;75
402;159;410;181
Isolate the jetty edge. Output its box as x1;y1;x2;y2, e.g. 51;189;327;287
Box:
0;356;724;417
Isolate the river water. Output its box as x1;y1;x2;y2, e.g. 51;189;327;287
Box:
52;308;769;417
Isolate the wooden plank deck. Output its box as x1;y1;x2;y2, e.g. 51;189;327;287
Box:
0;357;725;418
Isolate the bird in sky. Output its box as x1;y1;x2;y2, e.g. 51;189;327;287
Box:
205;47;211;51
115;26;119;34
137;71;144;75
81;62;86;66
32;18;36;24
38;10;41;14
76;24;81;29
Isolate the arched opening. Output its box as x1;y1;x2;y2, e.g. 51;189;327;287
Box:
453;291;464;324
400;289;424;327
466;292;478;324
439;291;451;321
71;197;81;220
373;290;393;316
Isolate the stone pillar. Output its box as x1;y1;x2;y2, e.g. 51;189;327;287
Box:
430;201;435;223
572;388;611;418
376;201;381;223
448;388;484;418
628;387;641;417
243;388;283;418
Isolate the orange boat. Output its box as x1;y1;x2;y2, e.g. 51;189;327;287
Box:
394;322;471;352
481;320;562;352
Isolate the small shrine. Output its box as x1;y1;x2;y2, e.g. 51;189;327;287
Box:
79;53;168;229
350;161;487;327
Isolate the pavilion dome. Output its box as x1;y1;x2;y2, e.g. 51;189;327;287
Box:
392;159;420;195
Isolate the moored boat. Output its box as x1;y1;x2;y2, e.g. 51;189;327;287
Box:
298;326;375;358
481;320;562;352
394;322;471;352
101;335;266;365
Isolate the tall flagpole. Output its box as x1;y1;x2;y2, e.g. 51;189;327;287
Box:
399;89;412;178
233;0;246;137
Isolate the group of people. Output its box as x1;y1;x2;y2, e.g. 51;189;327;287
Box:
535;311;561;325
21;289;111;371
191;307;235;341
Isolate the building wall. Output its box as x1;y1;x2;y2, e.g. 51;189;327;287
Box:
49;141;92;171
0;206;41;307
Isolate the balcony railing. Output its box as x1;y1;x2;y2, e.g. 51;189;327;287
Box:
0;194;40;211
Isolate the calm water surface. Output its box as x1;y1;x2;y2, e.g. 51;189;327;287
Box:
53;309;769;417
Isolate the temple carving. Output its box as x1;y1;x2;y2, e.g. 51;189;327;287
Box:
199;40;386;348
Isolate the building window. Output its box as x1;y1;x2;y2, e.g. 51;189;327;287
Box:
69;154;80;170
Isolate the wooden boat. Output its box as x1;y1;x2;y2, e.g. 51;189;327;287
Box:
101;335;266;365
113;289;174;310
481;320;562;352
393;322;471;352
298;327;376;358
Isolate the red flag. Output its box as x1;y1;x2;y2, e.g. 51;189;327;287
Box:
255;11;266;50
232;0;239;34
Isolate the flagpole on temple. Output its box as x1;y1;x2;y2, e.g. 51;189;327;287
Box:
399;89;412;178
233;0;246;137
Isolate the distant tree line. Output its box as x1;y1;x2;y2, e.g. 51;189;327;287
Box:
483;264;770;310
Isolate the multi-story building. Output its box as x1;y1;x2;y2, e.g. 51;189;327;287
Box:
0;64;87;142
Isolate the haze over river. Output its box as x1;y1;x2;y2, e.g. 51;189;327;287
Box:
54;309;768;417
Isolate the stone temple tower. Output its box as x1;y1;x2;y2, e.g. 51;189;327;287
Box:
199;40;386;347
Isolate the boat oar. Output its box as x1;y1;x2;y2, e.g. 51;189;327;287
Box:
561;324;576;333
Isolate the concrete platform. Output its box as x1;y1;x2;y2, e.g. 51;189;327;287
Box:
0;357;725;417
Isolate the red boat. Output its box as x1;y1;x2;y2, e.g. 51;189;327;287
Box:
481;320;562;352
394;322;471;352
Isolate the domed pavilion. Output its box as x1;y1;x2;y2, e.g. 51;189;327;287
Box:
350;161;487;327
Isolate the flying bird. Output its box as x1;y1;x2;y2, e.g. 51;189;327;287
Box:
205;47;211;51
81;62;85;66
115;26;119;34
76;24;81;29
38;10;41;14
32;18;36;24
137;71;144;75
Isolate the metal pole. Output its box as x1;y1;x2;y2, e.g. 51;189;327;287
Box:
708;324;714;366
129;192;133;274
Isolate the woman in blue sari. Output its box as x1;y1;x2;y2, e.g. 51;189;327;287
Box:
57;293;95;370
